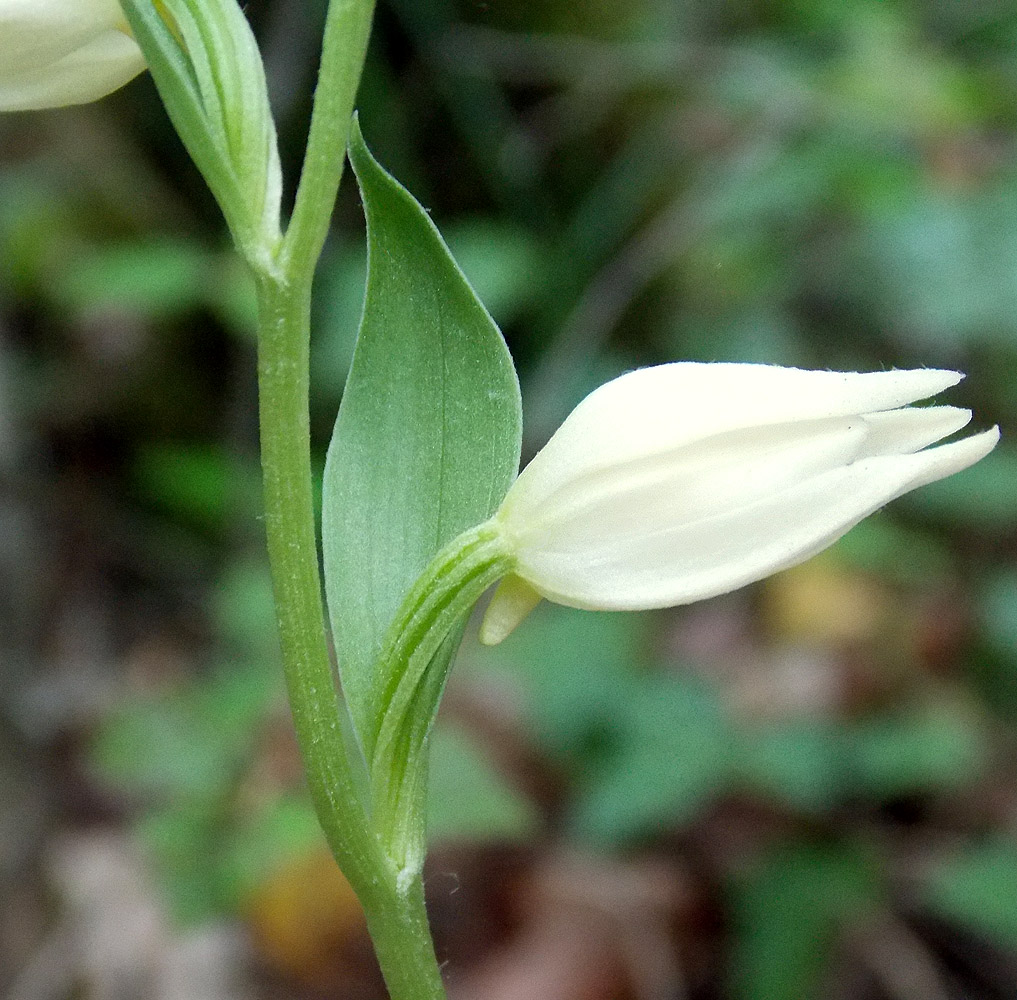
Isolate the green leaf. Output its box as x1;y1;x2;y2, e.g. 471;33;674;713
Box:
468;603;642;760
219;795;325;909
737;720;844;812
133;442;257;532
91;661;277;801
979;568;1017;657
322;119;522;762
830;517;952;586
444;220;547;326
570;676;732;844
924;839;1017;947
138;805;226;925
58;237;209;320
730;843;882;1000
846;701;985;799
428;726;537;845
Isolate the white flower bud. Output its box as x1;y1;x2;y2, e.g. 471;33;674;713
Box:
480;364;999;644
0;0;145;111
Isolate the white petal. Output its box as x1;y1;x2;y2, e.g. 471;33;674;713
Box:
858;405;971;458
1;32;145;110
509;364;962;512
479;576;543;646
899;424;999;490
0;0;144;110
506;416;871;544
510;427;999;611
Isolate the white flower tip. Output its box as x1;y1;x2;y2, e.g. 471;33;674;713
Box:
882;367;963;405
908;424;1000;491
931;368;964;386
479;575;542;645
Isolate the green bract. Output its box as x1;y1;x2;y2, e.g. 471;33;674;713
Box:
322;120;521;877
118;0;282;267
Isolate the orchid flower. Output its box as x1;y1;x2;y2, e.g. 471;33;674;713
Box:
480;364;999;644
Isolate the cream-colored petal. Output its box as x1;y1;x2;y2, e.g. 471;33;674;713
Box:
510;364;962;512
0;0;144;110
858;405;971;458
479;575;543;646
899;424;998;490
1;0;126;64
511;426;999;611
504;416;870;541
0;30;145;110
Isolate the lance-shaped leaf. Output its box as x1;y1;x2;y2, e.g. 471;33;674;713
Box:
322;119;521;778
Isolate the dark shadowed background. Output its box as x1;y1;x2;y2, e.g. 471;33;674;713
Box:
2;1;1017;998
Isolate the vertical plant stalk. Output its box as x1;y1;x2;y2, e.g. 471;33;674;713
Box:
282;0;377;278
254;275;378;888
254;0;447;996
256;270;448;1000
365;879;449;1000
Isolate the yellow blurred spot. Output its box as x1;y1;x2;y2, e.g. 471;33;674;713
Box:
765;557;885;644
246;847;365;980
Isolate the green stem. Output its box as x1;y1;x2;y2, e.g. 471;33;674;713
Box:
282;0;377;279
254;0;454;997
256;254;451;1000
254;274;379;891
366;877;449;1000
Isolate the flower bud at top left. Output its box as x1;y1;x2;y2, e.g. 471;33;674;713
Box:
0;0;146;111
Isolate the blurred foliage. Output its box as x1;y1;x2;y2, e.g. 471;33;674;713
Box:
3;0;1017;996
91;560;536;925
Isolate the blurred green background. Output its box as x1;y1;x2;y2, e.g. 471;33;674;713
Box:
2;1;1017;998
